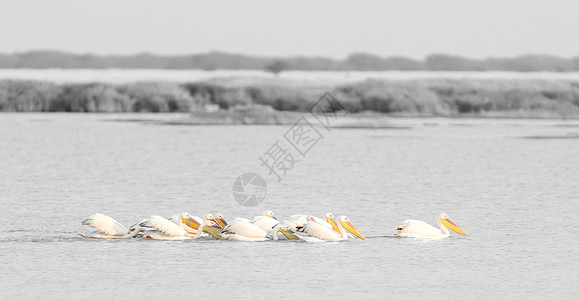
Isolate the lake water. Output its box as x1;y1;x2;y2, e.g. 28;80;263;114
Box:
1;113;578;299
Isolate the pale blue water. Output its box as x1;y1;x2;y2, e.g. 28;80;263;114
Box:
1;113;578;299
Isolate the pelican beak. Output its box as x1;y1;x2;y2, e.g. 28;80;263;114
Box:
340;219;367;241
203;224;222;239
184;217;201;230
216;216;228;227
326;216;341;234
205;216;220;228
441;218;467;235
279;228;299;240
212;217;223;229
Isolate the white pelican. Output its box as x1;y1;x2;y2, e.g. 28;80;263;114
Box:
81;213;138;238
194;214;226;239
218;218;298;241
298;214;367;242
214;214;228;227
169;212;203;236
252;210;280;231
139;215;188;240
395;213;467;239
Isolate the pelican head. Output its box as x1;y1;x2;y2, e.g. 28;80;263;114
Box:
263;210;277;220
325;213;341;233
203;214;220;227
339;216;367;241
215;214;228;227
437;213;467;235
307;215;327;225
193;214;222;239
179;212;192;223
274;224;299;240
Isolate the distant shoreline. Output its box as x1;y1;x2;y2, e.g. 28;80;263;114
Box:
1;50;579;72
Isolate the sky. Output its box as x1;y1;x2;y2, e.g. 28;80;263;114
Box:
2;0;579;59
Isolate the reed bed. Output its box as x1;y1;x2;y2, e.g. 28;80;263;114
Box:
1;78;578;117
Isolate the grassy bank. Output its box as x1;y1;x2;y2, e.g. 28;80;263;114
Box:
1;78;579;118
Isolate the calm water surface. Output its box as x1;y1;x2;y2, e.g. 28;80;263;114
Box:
1;114;578;299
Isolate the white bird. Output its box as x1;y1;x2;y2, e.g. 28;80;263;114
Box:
169;212;204;236
139;215;188;240
81;213;139;239
218;218;298;241
263;210;276;219
214;214;228;227
395;213;467;239
252;210;280;231
298;214;367;242
194;214;226;239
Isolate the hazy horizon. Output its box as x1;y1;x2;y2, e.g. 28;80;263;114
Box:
2;49;578;60
3;0;579;59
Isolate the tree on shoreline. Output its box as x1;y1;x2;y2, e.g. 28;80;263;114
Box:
264;59;289;76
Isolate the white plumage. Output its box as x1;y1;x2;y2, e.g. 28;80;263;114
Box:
395;213;468;239
301;221;343;241
81;213;134;238
221;218;268;239
140;215;187;238
252;216;280;231
395;220;443;238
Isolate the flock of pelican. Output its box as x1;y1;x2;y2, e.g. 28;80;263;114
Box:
80;211;467;241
